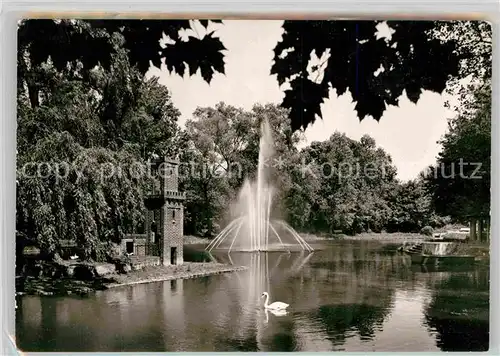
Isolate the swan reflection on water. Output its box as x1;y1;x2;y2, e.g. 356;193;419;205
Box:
264;307;289;323
204;251;308;332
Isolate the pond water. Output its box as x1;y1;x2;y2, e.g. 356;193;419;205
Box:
16;240;489;352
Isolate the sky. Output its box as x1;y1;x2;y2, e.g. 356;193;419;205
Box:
147;20;457;182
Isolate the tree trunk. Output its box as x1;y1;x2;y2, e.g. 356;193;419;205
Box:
470;219;477;241
478;219;484;242
28;84;40;108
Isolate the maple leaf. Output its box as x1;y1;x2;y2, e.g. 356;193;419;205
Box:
272;20;463;132
162;31;226;83
282;77;329;131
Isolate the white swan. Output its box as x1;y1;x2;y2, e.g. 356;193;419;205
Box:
261;292;289;310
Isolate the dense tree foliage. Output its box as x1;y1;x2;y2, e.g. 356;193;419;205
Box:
425;82;491;221
179;105;446;237
424;22;491;222
432;21;491;91
16;20;490;260
280;133;397;234
179;103;303;236
271;21;463;130
386;177;449;232
19;19;487;132
18;19;225;105
16;34;182;259
279;133;447;234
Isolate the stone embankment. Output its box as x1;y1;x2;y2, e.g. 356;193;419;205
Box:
16;260;246;297
107;263;248;288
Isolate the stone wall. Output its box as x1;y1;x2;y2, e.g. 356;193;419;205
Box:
121;236;148;256
164;161;179;192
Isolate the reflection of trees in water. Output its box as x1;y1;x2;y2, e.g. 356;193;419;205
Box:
194;252;297;351
216;242;405;351
16;283;174;352
15;297;57;351
307;243;405;302
423;268;489;351
216;334;260;352
216;317;298;352
309;243;412;283
297;243;401;348
265;320;298;351
313;304;387;345
18;241;490;352
210;251;316;350
212;241;401;351
207;252;271;346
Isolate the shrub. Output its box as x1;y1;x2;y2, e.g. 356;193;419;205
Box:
420;226;434;236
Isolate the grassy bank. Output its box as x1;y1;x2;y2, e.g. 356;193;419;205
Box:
106;263;247;288
341;232;427;241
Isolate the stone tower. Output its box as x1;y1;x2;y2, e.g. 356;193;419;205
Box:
145;157;185;266
160;158;185;266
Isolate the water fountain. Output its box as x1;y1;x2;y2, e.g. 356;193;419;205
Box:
206;120;313;253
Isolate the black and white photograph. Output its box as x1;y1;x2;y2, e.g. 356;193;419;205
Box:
14;18;491;352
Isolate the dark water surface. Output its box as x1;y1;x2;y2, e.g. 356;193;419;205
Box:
16;240;489;352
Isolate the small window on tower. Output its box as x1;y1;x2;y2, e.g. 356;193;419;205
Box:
172;210;176;219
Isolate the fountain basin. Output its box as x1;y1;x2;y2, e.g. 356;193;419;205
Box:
212;243;317;253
